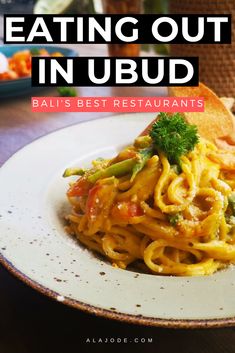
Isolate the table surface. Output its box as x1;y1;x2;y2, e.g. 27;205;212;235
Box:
0;44;235;353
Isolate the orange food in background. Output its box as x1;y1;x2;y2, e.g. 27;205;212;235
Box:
0;48;63;81
9;50;31;77
0;70;18;80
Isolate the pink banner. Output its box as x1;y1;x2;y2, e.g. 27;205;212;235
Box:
32;97;204;113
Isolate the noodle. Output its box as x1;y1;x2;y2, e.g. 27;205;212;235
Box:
65;138;235;276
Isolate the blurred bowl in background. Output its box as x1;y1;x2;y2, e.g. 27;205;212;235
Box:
0;53;8;73
0;45;78;99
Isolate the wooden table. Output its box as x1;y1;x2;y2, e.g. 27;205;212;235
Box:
0;44;234;353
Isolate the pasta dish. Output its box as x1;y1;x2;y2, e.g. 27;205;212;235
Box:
64;112;235;276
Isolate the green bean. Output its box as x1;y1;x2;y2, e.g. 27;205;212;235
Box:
88;158;136;183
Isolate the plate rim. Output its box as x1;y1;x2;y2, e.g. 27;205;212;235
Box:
1;114;235;329
1;252;235;329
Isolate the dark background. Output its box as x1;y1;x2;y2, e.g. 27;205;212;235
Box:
0;1;34;14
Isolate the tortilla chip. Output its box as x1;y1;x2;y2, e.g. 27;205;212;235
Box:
168;83;235;150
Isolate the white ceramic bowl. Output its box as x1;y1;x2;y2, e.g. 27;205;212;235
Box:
0;113;235;328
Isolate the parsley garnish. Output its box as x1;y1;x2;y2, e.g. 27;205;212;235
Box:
150;113;199;165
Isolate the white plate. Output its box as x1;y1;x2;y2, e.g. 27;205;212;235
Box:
1;113;235;328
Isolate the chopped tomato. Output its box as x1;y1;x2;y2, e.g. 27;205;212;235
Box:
112;201;143;221
26;56;32;70
67;177;92;197
86;184;102;218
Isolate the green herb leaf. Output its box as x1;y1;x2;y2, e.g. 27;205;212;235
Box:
30;48;40;56
168;213;182;226
228;193;235;216
57;87;77;97
130;147;153;182
150;113;199;165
